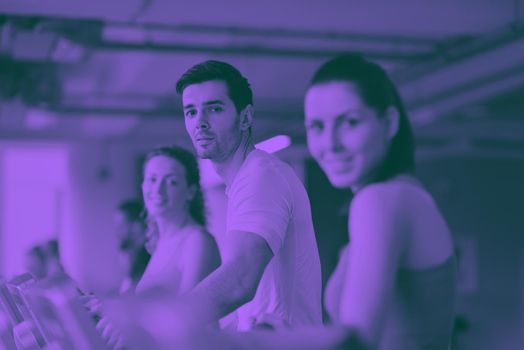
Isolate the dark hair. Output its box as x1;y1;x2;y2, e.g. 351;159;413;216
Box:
45;239;60;259
309;54;415;182
117;199;143;222
143;146;206;226
28;245;46;262
176;60;253;113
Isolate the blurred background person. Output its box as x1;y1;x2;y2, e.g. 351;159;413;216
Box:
24;239;65;280
24;244;47;280
113;200;150;292
42;239;65;278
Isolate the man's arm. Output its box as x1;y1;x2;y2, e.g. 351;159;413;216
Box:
104;166;287;339
113;230;274;339
184;229;273;320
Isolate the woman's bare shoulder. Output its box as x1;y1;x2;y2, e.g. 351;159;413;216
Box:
184;226;218;249
352;176;432;211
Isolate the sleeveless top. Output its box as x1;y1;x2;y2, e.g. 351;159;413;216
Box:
325;245;457;350
135;232;191;295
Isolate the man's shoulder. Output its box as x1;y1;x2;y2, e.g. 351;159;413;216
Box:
241;150;294;180
244;149;280;168
229;150;297;198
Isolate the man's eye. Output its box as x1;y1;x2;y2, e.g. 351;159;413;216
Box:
208;106;223;113
185;110;197;117
305;122;323;132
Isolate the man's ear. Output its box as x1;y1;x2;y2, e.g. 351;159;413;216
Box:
239;105;254;131
385;106;400;141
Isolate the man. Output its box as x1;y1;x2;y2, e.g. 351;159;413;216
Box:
105;61;321;342
174;60;322;331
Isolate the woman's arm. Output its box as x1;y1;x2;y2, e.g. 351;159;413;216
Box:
178;231;221;294
338;184;408;347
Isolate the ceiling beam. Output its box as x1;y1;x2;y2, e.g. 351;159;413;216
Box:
397;25;524;124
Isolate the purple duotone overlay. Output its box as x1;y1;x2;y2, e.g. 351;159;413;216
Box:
1;2;524;349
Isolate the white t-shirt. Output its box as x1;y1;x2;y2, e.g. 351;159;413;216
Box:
225;149;322;330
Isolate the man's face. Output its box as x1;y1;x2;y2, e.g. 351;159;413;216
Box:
182;80;243;161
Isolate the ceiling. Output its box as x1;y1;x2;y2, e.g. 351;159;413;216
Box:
0;0;523;158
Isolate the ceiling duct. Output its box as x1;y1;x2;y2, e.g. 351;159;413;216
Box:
0;16;94;62
0;57;62;106
397;24;524;124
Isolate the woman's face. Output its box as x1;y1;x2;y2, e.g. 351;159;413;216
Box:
142;155;194;219
304;81;392;190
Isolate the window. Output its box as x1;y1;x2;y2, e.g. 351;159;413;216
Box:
0;143;69;278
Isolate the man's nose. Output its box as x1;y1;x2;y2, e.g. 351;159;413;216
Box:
196;110;210;130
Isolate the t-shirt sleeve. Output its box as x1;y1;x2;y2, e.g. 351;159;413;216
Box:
227;166;291;255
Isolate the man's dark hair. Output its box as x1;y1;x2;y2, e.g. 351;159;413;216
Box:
176;60;253;113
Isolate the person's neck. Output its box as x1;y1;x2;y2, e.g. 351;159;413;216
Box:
155;211;193;239
213;136;255;188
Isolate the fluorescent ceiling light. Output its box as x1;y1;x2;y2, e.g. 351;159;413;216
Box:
255;134;291;153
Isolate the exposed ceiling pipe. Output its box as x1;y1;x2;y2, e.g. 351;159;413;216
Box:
128;0;155;22
393;24;524;83
0;0;146;22
89;19;439;61
105;22;439;46
93;40;431;61
397;25;524;124
0;15;439;61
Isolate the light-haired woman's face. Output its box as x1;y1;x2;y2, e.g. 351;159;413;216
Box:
142;155;193;218
304;81;390;190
